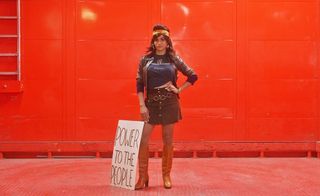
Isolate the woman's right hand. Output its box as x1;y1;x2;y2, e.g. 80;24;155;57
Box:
140;105;149;122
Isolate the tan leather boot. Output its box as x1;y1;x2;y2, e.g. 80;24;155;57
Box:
135;145;149;190
162;145;173;189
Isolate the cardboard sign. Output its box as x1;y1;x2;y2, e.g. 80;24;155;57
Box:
110;120;144;190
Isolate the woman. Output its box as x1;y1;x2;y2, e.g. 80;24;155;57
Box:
135;24;198;190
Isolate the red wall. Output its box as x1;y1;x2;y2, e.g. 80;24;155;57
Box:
0;0;320;155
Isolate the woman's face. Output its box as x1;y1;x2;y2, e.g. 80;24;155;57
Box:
153;35;168;53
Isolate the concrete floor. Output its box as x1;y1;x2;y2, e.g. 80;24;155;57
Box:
0;158;319;196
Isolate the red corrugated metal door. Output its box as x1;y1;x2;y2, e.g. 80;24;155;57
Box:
0;0;319;157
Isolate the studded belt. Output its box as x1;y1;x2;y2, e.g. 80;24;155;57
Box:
148;88;174;102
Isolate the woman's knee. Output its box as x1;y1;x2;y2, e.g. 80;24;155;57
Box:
140;123;154;146
140;137;149;146
162;124;174;145
163;139;173;146
162;133;173;145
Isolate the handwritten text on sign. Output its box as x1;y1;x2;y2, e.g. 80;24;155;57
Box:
110;120;144;190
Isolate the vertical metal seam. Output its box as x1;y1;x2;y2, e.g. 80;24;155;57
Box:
316;0;320;141
17;0;21;81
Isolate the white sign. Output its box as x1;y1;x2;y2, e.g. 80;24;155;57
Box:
110;120;144;190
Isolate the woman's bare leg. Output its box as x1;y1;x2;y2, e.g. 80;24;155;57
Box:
162;123;174;146
141;123;155;147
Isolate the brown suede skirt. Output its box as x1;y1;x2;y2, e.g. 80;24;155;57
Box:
145;88;182;125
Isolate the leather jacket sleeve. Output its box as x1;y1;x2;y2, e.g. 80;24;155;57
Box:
136;57;145;84
136;56;146;93
136;56;155;93
173;55;198;84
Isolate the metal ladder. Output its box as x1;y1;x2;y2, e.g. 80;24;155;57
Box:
0;0;21;81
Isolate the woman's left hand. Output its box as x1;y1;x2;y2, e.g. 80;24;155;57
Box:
164;82;180;94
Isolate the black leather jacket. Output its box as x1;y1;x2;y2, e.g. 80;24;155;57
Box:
136;55;197;94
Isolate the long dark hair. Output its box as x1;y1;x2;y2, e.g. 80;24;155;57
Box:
145;24;177;63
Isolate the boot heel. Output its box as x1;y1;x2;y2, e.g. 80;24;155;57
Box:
145;180;149;187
